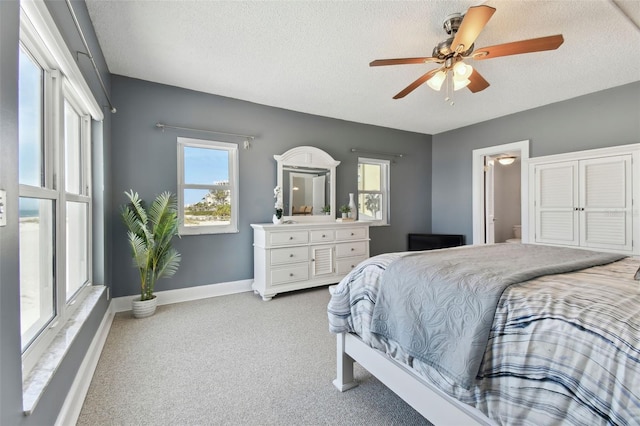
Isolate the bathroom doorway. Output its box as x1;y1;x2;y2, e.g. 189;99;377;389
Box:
472;140;529;245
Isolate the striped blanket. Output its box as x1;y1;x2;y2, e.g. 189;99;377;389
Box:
328;249;640;425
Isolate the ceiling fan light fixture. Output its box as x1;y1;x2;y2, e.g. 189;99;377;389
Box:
453;77;471;91
427;70;447;91
453;61;473;79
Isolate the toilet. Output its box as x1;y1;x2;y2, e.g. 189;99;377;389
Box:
506;225;522;244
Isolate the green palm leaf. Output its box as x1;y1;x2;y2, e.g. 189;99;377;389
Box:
121;190;181;301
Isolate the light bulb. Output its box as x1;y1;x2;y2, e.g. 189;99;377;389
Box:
497;156;516;165
426;71;447;91
453;61;473;79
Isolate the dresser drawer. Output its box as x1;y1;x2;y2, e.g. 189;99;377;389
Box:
336;227;367;241
335;241;367;258
336;256;368;275
310;229;335;243
270;246;309;265
269;231;309;246
271;265;309;285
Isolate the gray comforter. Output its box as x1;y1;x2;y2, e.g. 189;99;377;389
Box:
370;244;625;389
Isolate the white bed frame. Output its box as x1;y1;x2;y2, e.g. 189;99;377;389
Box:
333;332;497;425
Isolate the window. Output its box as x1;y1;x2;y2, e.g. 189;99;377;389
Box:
18;38;92;373
357;158;390;225
177;137;239;235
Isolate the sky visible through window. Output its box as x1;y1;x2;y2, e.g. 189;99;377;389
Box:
184;146;229;205
18;47;43;191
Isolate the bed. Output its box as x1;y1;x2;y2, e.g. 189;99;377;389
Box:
327;243;640;425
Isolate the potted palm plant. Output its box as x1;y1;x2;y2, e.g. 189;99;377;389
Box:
121;190;181;318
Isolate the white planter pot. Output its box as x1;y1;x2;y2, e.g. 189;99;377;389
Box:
132;296;158;318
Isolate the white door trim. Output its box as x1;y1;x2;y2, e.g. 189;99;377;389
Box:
472;140;530;245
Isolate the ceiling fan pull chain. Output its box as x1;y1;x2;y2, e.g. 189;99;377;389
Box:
445;70;455;106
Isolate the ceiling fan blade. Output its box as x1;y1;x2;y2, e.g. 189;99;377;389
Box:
450;5;496;54
393;68;441;99
472;34;564;60
370;57;441;67
467;69;490;93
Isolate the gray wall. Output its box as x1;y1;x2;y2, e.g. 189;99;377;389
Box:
0;1;111;424
110;75;432;298
431;82;640;243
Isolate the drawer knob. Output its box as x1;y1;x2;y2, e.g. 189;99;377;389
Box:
322;234;326;238
289;236;294;240
351;248;355;251
289;273;294;277
289;254;294;257
350;232;355;236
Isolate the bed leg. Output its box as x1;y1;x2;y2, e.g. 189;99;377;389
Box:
333;333;359;391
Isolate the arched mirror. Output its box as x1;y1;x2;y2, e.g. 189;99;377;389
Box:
275;146;340;222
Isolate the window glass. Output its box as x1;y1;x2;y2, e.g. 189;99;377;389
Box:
66;201;88;300
64;100;82;194
184;146;229;184
183;188;232;227
357;158;390;225
359;163;382;191
18;0;95;376
178;139;238;234
19;197;55;350
18;47;44;187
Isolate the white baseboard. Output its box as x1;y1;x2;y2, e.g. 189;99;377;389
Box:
111;279;253;313
55;303;114;426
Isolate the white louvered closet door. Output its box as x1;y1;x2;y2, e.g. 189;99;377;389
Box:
535;161;579;246
311;246;334;277
579;155;632;251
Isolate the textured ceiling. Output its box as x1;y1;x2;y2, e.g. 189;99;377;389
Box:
86;0;640;135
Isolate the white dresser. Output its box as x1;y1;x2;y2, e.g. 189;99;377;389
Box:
251;222;370;300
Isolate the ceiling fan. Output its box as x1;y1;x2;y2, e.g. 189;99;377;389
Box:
370;5;564;99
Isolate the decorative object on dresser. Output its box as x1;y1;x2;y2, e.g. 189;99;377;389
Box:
348;193;357;220
339;204;351;219
121;190;181;318
273;185;283;224
251;222;370;301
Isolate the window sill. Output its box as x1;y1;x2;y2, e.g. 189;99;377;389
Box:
22;285;106;415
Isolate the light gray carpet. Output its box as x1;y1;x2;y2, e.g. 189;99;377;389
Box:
77;287;431;425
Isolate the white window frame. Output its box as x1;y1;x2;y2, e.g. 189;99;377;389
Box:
357;157;390;226
177;137;239;235
19;1;96;377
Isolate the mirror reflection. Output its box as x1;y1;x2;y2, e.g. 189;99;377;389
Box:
282;167;331;216
275;146;339;222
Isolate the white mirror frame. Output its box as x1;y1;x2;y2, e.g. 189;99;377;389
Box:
275;146;340;222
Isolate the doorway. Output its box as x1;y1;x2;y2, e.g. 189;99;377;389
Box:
472;140;529;245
